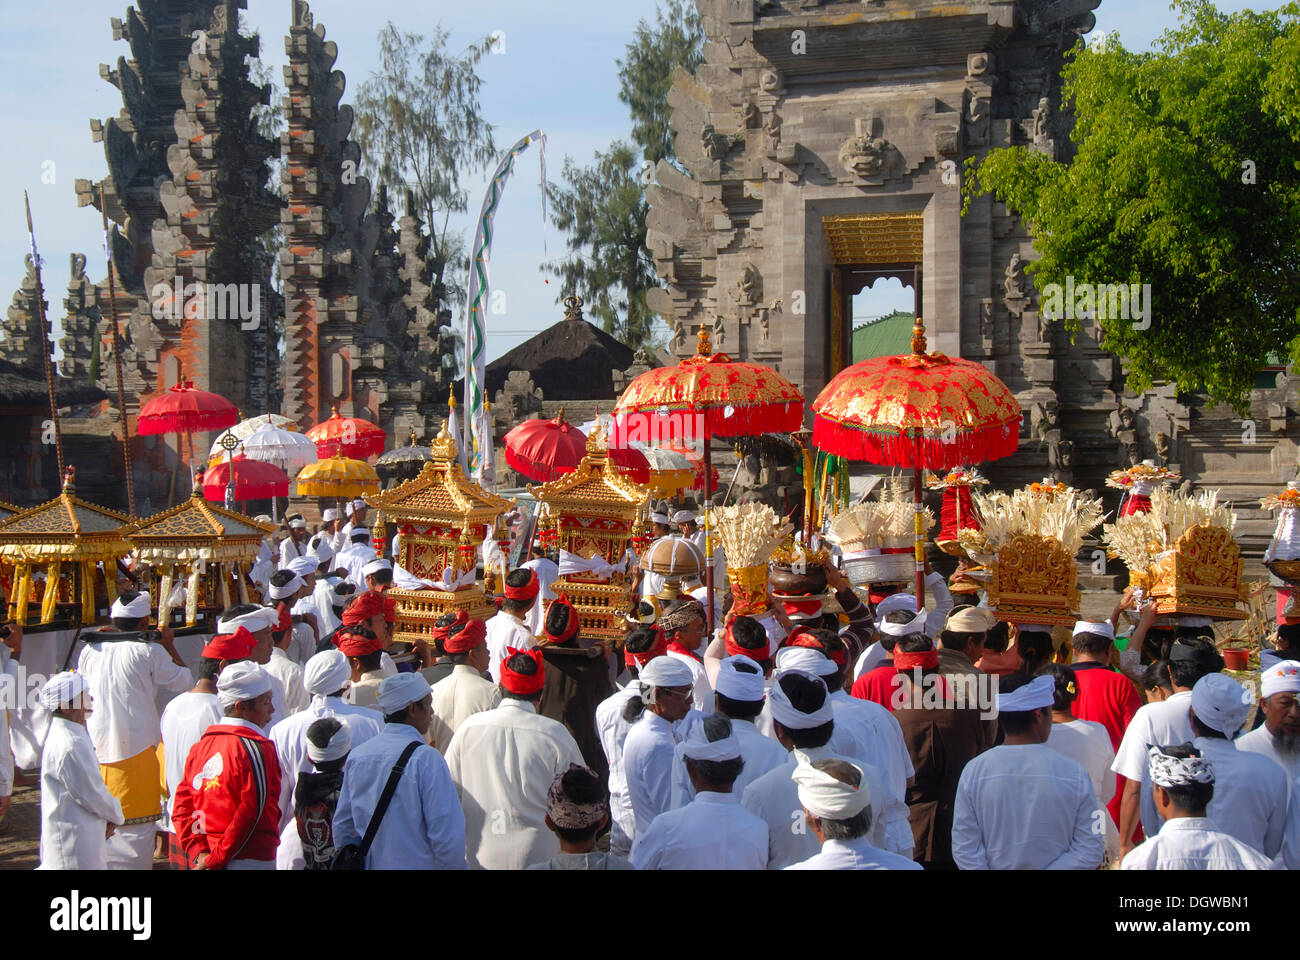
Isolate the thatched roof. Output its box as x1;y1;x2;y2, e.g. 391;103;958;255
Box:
0;358;107;408
485;297;635;402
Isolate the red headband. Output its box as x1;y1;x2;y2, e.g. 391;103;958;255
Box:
724;620;768;661
504;569;540;602
342;590;388;627
783;627;824;651
336;631;384;658
501;646;545;695
202;627;256;661
544;594;580;645
625;626;668;671
443;616;487;654
273;602;292;634
894;649;939;670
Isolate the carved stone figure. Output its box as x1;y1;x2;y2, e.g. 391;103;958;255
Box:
741;98;760;128
701;124;729;161
759;68;783;94
838;132;888;180
1004;252;1025;301
732;262;761;308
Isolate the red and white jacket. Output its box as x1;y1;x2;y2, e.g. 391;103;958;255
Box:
172;720;282;869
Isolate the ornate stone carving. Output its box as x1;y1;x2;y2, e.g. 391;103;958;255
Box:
967;52;990;77
838;127;889;180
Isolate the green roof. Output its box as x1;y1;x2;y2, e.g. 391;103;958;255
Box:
852;312;915;362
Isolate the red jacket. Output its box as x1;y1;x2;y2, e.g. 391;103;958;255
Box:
172;722;282;870
852;662;899;710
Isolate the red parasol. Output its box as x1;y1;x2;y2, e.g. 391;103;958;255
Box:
811;318;1021;608
202;456;289;503
137;380;240;436
306;405;387;460
614;326;805;633
504;409;587;483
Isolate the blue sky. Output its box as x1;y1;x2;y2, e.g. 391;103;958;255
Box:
0;0;1265;367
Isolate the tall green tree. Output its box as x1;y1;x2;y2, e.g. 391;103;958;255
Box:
963;0;1300;410
546;0;704;352
354;24;497;307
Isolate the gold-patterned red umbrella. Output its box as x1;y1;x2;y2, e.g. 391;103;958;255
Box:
812;318;1021;608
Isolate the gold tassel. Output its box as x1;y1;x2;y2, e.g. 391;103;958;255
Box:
81;561;96;626
235;563;249;605
40;561;61;624
185;564;201;627
219;563;232;612
13;562;31;623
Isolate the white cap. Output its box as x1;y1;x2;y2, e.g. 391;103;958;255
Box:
216;661;272;710
39;671;89;711
1072;620;1115;641
793;758;872;820
996;674;1056;712
322;508;339;522
637;656;695;690
289;517;307;530
376;673;431;715
1190;673;1253;736
362;558;393;577
352;499;367;511
287;556;319;578
109;592;151;620
671;510;696;524
217;607;278;634
306;721;352;764
680;717;742;761
1261;661;1300;699
714;655;766;702
269;573;306;600
304;650;351;697
650;512;671;525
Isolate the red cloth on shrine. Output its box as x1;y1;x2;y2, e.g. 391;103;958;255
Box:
1119;493;1152;517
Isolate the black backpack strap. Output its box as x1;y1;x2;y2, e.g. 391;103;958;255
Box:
358;740;421;858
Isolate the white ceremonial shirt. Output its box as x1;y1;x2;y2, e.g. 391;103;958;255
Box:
445;698;585;870
853;642;888;682
1189;736;1287;858
624;709;679;840
484;610;535;684
39;716;124;870
1111;689;1195;838
666;649;713;714
632;790;768;870
279;535;310;567
311;579;341;638
333;722;466;870
335;543;375;590
289;598;320;664
1236;723;1300;780
741;744;889;869
787;835;925;871
520;557;559;636
952;743;1105;870
596;681;645;856
159;691;221;829
77;636;193;763
270;695;384;870
1121;816;1271;870
671;715;788;807
0;647;16;800
266;647;310;715
429;664;502;754
827;688;915;856
1047;718;1117;807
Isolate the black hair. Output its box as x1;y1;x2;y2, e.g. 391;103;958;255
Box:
501;650;542;701
728;616;769;661
772;672;833;749
1072;628;1114;657
549;766;609;844
940;629;986;653
715;659;764;720
809;759;873;841
1167;638;1223;689
984;620;1011;654
367;569;394;586
1142;660;1174;694
1017;629;1055;674
270;569;297;590
384;706;412;724
1277;623;1300;654
350;532;369;544
545;601;578;648
501;568;535;615
110;589;148;630
353;649;383;673
1154;743;1214;813
997;673;1048;736
685;715;745;786
221;603;262;621
305;717;346;755
1037;662;1077;712
1190;713;1230;741
197;656;223;680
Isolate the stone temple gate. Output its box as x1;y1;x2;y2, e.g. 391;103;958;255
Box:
646;0;1300;561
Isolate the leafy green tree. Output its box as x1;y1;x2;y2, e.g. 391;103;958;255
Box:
963;0;1300;409
546;0;704;352
354;24;497;306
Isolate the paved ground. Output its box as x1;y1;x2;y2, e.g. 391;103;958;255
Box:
0;773;39;870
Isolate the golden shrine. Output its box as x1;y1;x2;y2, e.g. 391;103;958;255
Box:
130;482;276;627
530;426;650;646
366;421;511;643
987;533;1080;626
0;467;135;626
1147;523;1247;621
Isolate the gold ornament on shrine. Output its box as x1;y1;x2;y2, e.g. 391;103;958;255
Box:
365;420;512;642
529;424;650;646
0;467;136;626
129;479;275;627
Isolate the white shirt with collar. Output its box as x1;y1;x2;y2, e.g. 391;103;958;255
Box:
632;789;768;869
1111;689;1196;837
1189;735;1288;858
952;743;1105;870
311;579;342;638
485;610;536;684
623;709;679;841
429;664;502;753
159;691;222;831
595;681;645;856
445;698;585;870
39;715;125;870
266;647;310;715
77;636;193;763
827;688;915;856
269;695;384;870
671;715;788;807
1121;816;1271;869
1236;723;1300;781
279;535;309;567
332;722;467;870
740;744;889;869
787;834;925;871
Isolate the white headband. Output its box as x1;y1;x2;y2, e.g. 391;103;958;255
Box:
287;557;319;578
39;671;89;711
217;661;272;710
650;512;671;525
289;518;307;530
376;673;431;715
768;671;834;729
773;646;833;677
874;593;919;618
1072;620;1115;641
322;508;339;522
637;655;695;691
270;574;306;600
352;499;366;511
996;674;1055;713
307;722;352;764
217;607;277;634
362;558;393;577
1147;745;1214;788
304;650;351;698
715;656;766;702
680;719;742;762
1261;662;1300;699
110;593;151;620
672;510;696;524
878;610;926;639
792;757;872;820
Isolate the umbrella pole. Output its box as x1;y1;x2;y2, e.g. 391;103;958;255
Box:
914;444;925;614
704;423;714;638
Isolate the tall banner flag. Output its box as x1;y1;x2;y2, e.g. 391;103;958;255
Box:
464;129;547;488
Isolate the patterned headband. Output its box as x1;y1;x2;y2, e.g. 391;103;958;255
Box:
1147;745;1214;788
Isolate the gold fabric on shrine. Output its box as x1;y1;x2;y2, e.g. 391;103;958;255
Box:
822;212;924;265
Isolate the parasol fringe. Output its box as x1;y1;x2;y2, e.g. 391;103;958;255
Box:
812;418;1020;468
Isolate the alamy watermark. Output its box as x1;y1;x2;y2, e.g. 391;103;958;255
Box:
1040;277;1152;330
150;279;261;330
